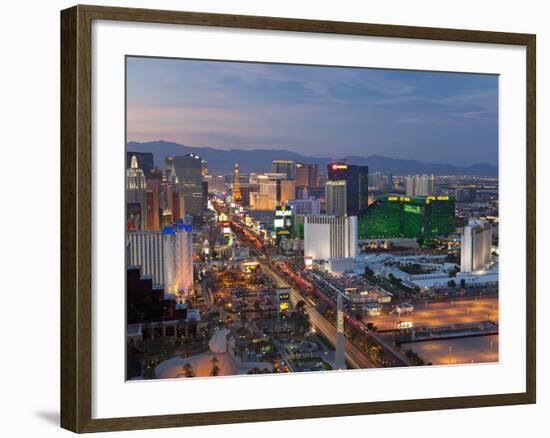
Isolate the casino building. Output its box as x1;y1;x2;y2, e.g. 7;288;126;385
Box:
357;195;455;243
327;161;369;216
304;215;358;261
127;219;194;300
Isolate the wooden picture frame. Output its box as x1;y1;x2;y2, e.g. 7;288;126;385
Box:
61;4;536;433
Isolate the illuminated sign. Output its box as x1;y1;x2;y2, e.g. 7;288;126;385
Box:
404;205;420;214
242;261;259;273
275;206;292;217
337;308;344;333
397;321;414;329
332;164;348;170
278;289;290;312
425;195;449;204
388;196;412;202
220;221;231;234
275;206;293;237
276;210;292;217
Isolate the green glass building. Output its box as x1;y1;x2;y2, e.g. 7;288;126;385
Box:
358;195;455;242
293;214;305;240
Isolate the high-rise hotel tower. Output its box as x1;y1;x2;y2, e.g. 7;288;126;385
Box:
461;218;492;273
127;221;194;300
233;162;242;202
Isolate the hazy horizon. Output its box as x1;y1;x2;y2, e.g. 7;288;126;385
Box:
127;139;498;168
127;57;499;166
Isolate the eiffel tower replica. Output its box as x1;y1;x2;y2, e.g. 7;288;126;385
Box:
233;162;243;204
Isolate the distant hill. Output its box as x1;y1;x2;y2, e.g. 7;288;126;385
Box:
127;140;498;176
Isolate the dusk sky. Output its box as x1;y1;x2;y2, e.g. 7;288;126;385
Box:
126;57;498;166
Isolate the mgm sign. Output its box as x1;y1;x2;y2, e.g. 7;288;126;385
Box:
274;205;293;240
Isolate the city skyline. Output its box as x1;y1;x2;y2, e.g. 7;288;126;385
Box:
125;57;499;381
127;57;499;166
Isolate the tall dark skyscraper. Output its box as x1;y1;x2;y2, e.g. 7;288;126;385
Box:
271;160;295;179
327;162;368;215
327;161;348;181
295;163;319;188
168;154;205;217
347;165;369;215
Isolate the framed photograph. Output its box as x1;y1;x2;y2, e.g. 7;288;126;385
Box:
60;5;536;433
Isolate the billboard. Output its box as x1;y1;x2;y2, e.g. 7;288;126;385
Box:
277;288;291;312
274;205;293;236
221;220;231;236
397;321;414;329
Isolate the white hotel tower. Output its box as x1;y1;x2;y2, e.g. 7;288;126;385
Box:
405;174;436;197
460;218;492;273
126;230;164;286
303;215;358;261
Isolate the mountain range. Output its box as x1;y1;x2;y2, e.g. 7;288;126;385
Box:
127;140;498;176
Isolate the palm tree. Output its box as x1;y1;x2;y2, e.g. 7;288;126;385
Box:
210;356;220;376
183;362;194;378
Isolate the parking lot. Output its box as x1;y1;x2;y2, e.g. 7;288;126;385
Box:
363;297;499;331
401;334;498;365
